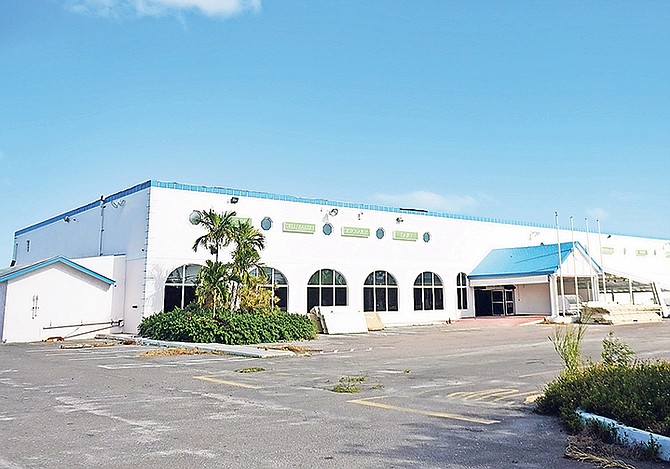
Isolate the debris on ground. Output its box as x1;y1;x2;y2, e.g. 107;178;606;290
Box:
138;347;223;357
60;341;118;349
262;344;321;354
564;429;657;469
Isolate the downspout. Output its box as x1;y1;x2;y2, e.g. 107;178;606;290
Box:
98;196;106;256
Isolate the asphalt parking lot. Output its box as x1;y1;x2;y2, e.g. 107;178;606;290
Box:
2;317;669;468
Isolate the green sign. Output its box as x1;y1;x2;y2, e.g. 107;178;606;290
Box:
341;226;370;238
393;230;418;241
231;217;252;226
636;249;648;257
601;246;615;255
283;222;316;234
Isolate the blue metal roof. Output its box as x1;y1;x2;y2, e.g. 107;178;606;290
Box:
469;242;600;279
0;257;116;285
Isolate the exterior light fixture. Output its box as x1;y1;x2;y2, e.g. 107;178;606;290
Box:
230;197;239;204
396;217;404;223
329;208;338;216
63;216;77;223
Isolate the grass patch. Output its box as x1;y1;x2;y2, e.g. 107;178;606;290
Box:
330;375;368;393
236;367;265;373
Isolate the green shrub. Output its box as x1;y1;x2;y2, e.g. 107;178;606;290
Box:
535;360;670;436
601;331;636;366
138;306;317;345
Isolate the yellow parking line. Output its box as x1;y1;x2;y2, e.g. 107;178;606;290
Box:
194;375;261;389
464;388;516;401
491;390;536;402
348;396;499;425
518;370;561;378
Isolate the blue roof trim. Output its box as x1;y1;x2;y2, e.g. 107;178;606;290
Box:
13;179;665;240
0;256;116;284
151;180;565;230
15;181;151;236
469;241;602;279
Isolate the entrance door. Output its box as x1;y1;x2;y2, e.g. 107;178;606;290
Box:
475;289;515;316
491;290;505;315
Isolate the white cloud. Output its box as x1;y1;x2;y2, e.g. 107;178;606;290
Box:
65;0;261;18
586;207;609;221
372;191;478;213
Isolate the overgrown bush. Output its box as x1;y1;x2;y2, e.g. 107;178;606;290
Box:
535;360;670;436
138;305;317;345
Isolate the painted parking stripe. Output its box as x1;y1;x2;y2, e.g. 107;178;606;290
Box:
348;396;499;425
194;375;261;389
447;388;539;403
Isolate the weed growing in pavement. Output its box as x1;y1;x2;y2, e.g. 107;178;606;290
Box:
331;375;368;393
236;367;265;373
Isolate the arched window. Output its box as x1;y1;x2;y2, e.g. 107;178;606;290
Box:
164;264;201;313
307;269;347;312
251;266;289;311
413;272;444;311
364;270;398;312
457;272;468;310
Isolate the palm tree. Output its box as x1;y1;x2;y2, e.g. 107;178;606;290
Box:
229;221;266;309
196;260;231;317
192;210;237;262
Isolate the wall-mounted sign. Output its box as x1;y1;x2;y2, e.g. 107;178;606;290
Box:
342;227;370;238
232;217;252;226
636;249;648;257
283;222;316;234
601;246;615;255
393;230;418;241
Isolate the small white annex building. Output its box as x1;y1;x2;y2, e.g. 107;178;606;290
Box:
2;180;669;342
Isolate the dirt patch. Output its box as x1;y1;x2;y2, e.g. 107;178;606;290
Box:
138;347;222;357
263;344;322;354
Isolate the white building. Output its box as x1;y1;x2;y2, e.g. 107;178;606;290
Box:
2;180;668;342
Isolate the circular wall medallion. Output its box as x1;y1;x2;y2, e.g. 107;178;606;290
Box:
423;232;431;243
376;228;385;239
323;223;333;235
261;217;273;231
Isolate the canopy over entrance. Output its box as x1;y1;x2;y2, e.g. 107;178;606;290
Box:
469;242;602;317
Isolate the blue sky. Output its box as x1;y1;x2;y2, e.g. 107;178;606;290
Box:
1;0;669;266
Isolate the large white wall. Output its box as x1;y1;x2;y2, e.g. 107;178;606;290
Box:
143;185;670;325
13;185;150;267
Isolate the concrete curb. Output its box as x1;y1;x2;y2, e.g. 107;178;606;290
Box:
577;409;670;461
97;334;295;359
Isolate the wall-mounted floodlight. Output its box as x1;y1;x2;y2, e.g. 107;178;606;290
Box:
230;197;239;204
329;208;338;216
396;217;404;223
63;216;77;223
358;212;363;220
110;199;126;209
189;210;202;225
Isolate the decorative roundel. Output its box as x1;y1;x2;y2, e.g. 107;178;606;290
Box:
260;217;273;231
323;223;333;235
376;228;385;239
423;232;431;243
188;210;202;225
